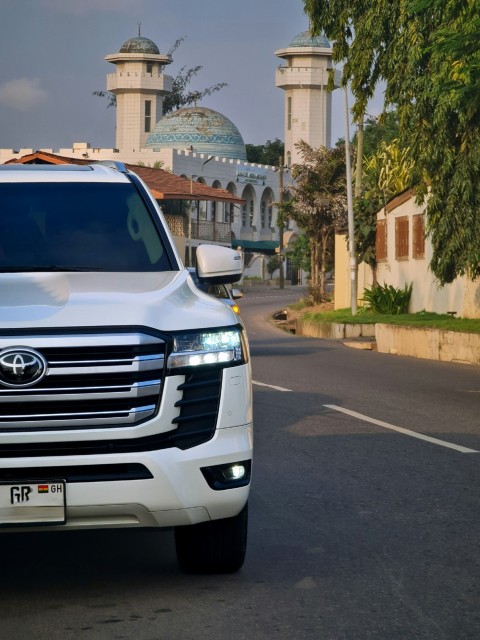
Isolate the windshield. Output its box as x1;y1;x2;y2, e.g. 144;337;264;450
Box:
0;182;174;272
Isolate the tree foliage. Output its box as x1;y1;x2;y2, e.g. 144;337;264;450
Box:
352;111;400;159
287;234;311;276
162;65;227;114
288;142;347;299
303;0;480;284
245;139;285;166
365;140;415;198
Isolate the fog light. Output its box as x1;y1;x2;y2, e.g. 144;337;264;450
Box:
201;460;252;491
226;464;246;480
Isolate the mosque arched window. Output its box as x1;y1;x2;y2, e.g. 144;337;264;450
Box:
242;204;247;227
224;203;233;224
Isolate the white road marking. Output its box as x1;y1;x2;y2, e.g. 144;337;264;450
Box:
253;380;292;392
324;404;479;454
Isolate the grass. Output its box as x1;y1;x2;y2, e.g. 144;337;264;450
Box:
301;307;480;334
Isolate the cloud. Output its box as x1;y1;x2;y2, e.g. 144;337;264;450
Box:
0;78;49;112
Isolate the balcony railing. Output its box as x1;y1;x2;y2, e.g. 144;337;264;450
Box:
164;214;232;244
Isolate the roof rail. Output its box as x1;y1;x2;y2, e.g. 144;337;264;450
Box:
94;160;128;173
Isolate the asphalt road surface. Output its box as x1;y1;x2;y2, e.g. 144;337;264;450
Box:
0;287;478;640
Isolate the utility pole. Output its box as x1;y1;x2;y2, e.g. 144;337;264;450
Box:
278;155;285;289
202;156;215;243
188;177;194;267
354;115;364;200
344;89;358;314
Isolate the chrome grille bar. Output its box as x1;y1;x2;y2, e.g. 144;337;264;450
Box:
0;406;156;430
0;332;165;431
0;381;161;403
47;355;164;376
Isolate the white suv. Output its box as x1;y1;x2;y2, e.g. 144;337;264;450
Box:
0;161;252;573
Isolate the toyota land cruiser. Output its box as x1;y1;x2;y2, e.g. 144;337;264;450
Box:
0;161;252;573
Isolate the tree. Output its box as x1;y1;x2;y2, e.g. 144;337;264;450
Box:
245;139;285;166
266;255;281;280
355;139;415;284
288;141;347;300
162;68;227;115
287;234;311;276
94;36;227;116
303;0;480;285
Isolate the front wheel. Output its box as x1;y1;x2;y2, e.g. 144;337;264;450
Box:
174;503;248;574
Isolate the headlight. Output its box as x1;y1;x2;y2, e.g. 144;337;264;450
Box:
167;328;247;372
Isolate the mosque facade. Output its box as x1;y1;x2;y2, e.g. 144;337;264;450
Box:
0;31;338;279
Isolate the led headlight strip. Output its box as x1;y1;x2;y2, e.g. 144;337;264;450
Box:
168;328;245;370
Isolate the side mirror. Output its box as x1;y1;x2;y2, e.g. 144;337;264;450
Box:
196;245;243;284
231;288;243;300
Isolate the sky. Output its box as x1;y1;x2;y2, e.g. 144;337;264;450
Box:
0;0;383;152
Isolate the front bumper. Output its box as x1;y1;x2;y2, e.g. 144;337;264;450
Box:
0;422;253;532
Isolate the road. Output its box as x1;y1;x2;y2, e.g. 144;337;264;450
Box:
0;288;479;640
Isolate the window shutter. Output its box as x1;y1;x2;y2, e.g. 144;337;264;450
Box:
412;214;425;259
376;219;387;261
395;216;409;260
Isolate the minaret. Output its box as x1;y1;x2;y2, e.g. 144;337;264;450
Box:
105;30;173;151
275;31;339;166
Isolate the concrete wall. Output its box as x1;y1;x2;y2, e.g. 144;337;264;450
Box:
296;318;480;366
375;324;480;365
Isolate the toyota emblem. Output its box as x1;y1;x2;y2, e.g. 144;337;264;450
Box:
0;348;47;388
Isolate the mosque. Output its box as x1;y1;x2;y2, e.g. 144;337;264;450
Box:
0;30;339;279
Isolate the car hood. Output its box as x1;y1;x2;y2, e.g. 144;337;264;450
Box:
0;271;237;331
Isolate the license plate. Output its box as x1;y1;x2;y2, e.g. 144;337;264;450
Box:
0;481;66;526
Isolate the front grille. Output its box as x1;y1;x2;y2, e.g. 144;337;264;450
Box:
0;366;223;457
0;333;165;431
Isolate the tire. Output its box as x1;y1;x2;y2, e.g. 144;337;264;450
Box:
174;503;248;574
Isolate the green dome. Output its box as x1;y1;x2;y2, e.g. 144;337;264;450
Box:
119;36;160;54
146;107;247;161
289;31;331;48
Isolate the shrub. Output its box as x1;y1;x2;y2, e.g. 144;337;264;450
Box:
361;282;413;314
